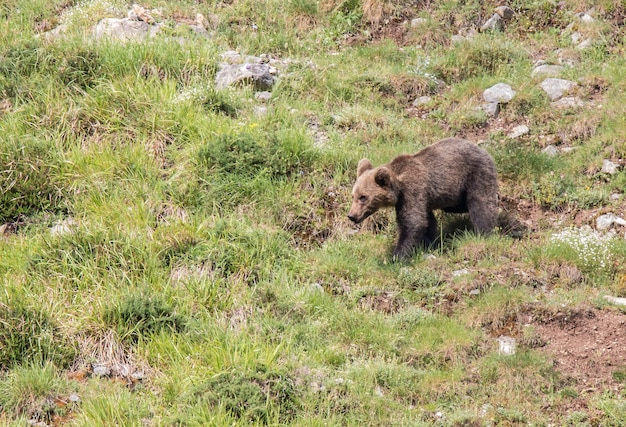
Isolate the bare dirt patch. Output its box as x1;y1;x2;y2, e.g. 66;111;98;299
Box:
529;308;626;393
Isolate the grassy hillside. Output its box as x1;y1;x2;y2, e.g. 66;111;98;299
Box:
1;0;625;425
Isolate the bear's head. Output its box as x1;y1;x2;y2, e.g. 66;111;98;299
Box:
347;158;397;224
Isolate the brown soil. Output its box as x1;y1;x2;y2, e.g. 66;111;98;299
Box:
526;307;626;393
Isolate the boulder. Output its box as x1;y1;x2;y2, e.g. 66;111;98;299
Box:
540;78;577;101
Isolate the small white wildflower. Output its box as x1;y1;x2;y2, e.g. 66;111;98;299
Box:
550;226;613;271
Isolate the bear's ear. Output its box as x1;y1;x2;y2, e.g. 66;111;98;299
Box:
357;159;373;177
375;167;392;188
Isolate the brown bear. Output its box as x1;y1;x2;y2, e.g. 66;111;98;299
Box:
347;137;499;259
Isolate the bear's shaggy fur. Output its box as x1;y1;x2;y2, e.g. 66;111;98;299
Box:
348;137;499;259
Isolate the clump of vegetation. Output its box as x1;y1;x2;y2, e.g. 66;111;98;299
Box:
0;301;76;369
102;294;186;344
190;368;300;424
0;138;67;223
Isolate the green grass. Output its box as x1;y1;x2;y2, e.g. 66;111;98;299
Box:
0;0;625;425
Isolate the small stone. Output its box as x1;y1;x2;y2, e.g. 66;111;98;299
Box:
542;145;559;156
69;394;80;403
310;282;324;293
540;78;577;101
469;289;481;296
571;31;583;45
410;18;428;27
495;6;514;21
483;83;516;103
596;213;626;231
452;268;470;277
451;34;467;43
374;386;384;397
551;96;585;109
481;102;500;117
481;14;504;32
531;64;564;78
131;371;145;381
575;12;594;23
412;96;432;107
601;159;620;175
254;91;272;102
253;105;268;117
576;39;593;50
508;125;529;139
497;336;516;355
92;364;111;377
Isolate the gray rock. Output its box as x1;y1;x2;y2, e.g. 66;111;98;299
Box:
540;78;577;101
551;96;585;109
495;6;515;21
532;64;564;78
596;213;626;231
69;394;80;403
481;102;500;117
601;159;620;175
483;83;516;103
571;31;583;45
215;63;276;90
542;145;559;157
508;125;529;139
412;96;432;107
481;14;504;32
93;18;162;42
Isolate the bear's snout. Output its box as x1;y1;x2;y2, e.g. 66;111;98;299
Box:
347;213;359;223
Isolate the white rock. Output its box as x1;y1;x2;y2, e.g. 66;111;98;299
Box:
410;18;428;27
412;96;432;107
576;39;594;50
601;159;620;175
540;78;577;101
497;336;516;355
604;295;626;306
483;83;516;103
254;91;272;102
551;96;585;109
575;12;594;23
508;125;529;138
542;145;559;156
531;64;564;78
596;213;626;231
452;268;470;277
93;18;162;42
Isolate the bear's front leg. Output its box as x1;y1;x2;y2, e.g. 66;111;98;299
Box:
392;209;430;260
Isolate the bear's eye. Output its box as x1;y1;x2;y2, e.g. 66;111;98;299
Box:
358;195;367;203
